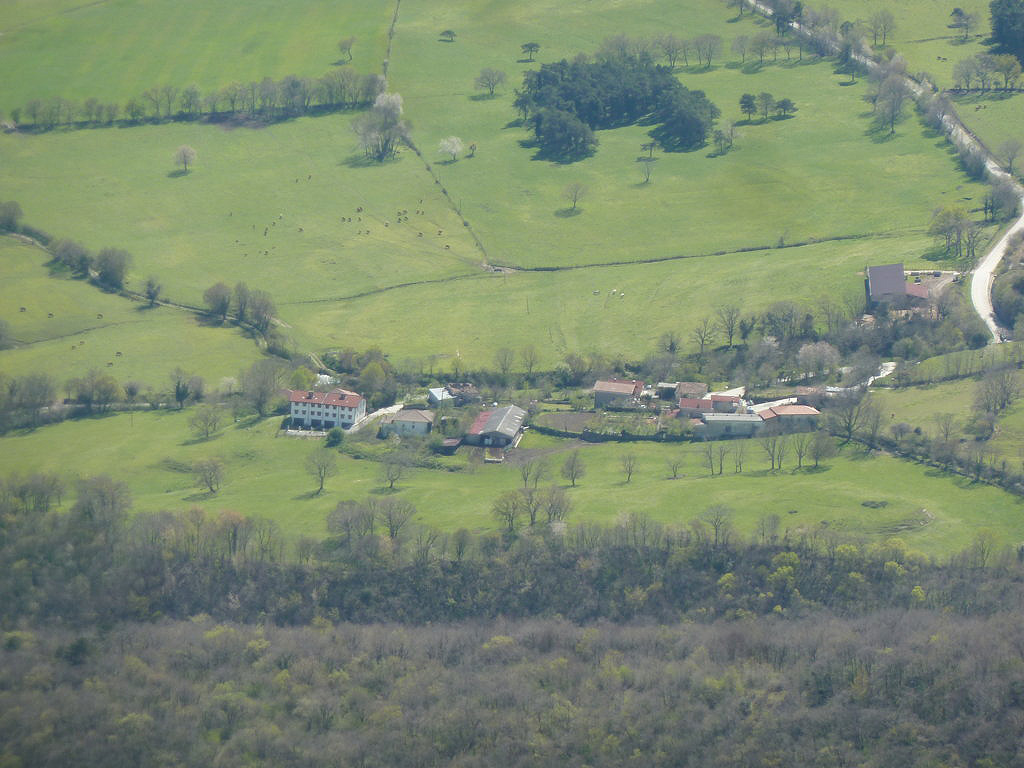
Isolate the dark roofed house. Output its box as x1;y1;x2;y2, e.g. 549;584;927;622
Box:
866;263;929;306
593;378;644;409
463;405;527;447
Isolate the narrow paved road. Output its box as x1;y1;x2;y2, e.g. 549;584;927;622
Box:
745;0;1024;343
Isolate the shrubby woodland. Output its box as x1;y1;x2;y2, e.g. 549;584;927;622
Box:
3;471;1024;766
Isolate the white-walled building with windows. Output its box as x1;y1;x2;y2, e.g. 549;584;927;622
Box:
287;388;366;430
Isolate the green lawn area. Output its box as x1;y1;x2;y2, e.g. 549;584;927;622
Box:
0;0;392;114
1;410;1021;556
0;236;266;389
872;378;977;437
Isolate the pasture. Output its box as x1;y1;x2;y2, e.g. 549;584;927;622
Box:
0;0;392;114
0;236;265;389
0;0;995;371
0;409;1021;556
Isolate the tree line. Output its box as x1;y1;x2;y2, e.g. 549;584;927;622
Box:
6;67;385;131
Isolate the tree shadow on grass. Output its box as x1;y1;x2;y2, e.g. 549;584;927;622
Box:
369;486;402;495
166;169;187;178
183;490;217;502
292;489;322;500
554;207;582;218
469;92;497;102
233;415;263;430
341;153;387;169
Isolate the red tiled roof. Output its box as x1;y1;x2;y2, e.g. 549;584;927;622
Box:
287;388;364;408
770;404;820;416
710;395;742;403
467;410;492;435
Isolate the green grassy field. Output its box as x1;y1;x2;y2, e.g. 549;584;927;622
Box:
0;0;994;370
0;236;265;389
0;409;1020;555
0;0;392;114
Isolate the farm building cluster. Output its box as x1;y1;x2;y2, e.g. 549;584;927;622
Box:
594;378;822;439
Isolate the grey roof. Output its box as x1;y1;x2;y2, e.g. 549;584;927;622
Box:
481;405;526;438
866;263;907;299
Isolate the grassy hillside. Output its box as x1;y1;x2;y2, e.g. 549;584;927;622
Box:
0;236;265;388
1;410;1021;555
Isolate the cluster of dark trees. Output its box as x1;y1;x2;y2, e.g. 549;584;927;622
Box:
513;38;719;160
4;468;1024;766
738;92;796;121
990;0;1024;63
7;68;384;131
202;280;276;334
952;51;1023;89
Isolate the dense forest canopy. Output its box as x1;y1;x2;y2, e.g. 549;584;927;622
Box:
514;42;719;160
991;0;1024;62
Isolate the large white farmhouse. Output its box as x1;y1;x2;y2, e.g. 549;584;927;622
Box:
287;388;366;430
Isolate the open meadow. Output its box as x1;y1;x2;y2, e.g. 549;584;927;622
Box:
0;236;265;388
0;409;1020;556
0;0;996;372
1;0;1021;554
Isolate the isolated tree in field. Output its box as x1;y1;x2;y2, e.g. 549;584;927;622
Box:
564;182;586;211
693;34;722;68
716;304;741;348
521;42;540;61
775;97;796;117
519;458;549;490
203;282;232;321
338;36;356;61
381;453;406;490
666;453;684;479
520;345;538;381
620;453;637;483
439;136;464;161
561;450;586;486
659;34;685;68
739;93;757;121
869;10;895;45
875;75;908;134
144;276;161;306
0;200;23;231
170;368;191;409
248;289;276;333
174;145;196;174
306;445;338;494
353;92;410;162
731;35;750;63
750;34;775;65
189;403;224;440
242;358;287;415
691;316;716;364
440;30;456;42
233;282;250;323
193;458;224;493
474;68;506;96
494;347;515;381
757;92;774;121
999;139;1023;176
95;248;130;290
809;429;837;467
492;490;523;531
993;54;1022;89
640;158;655;183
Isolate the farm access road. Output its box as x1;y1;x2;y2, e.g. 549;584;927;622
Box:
744;0;1024;343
